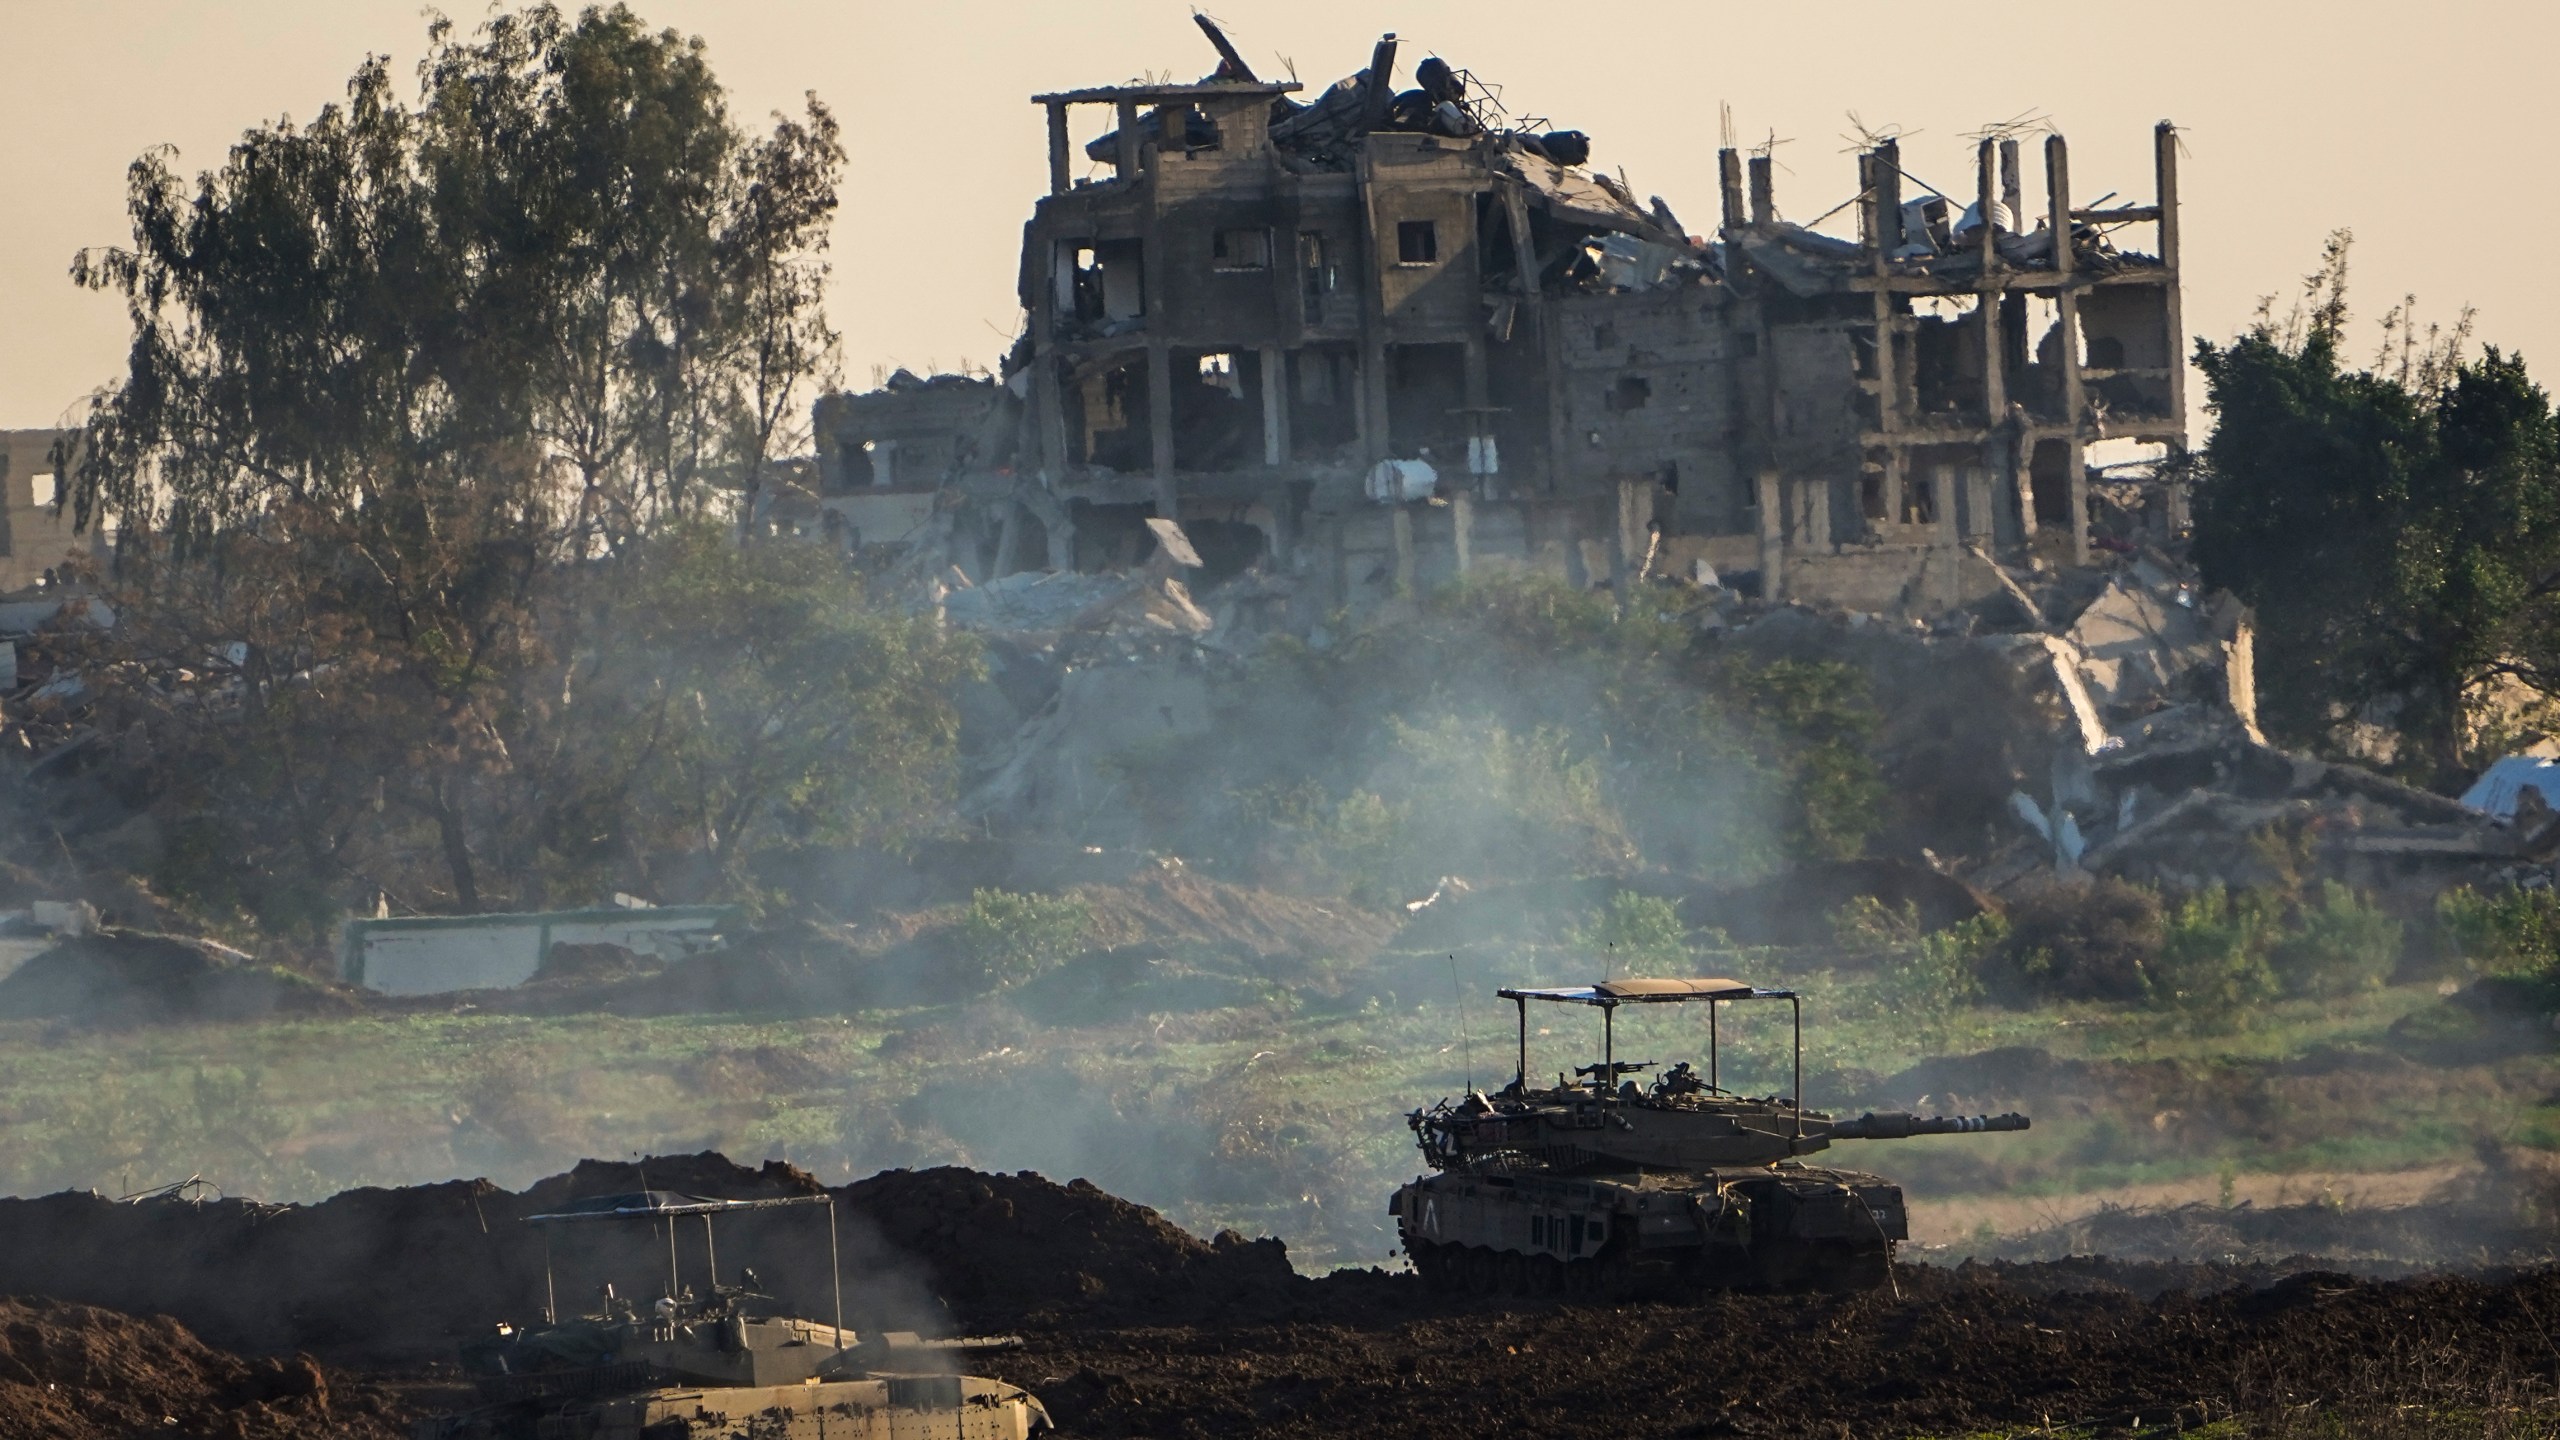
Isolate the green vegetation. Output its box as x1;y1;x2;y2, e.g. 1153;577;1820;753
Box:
53;4;968;939
1573;891;1691;974
2438;883;2560;978
0;903;2530;1270
956;888;1094;987
2192;231;2560;777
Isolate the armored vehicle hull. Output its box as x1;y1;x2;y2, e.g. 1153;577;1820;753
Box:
1393;1161;1903;1296
483;1374;1048;1440
1392;977;2027;1296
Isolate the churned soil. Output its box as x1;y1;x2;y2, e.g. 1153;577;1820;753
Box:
0;1297;403;1440
7;1155;2560;1436
981;1261;2560;1438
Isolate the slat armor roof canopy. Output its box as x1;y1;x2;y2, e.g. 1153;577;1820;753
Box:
1498;978;1792;1005
525;1191;833;1224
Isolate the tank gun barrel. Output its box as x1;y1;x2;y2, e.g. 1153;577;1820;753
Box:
1828;1111;2030;1140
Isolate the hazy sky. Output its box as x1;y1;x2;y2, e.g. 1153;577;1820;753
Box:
5;2;2553;431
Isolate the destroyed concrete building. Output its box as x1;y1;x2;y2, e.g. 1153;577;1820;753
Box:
0;431;110;593
817;23;2188;616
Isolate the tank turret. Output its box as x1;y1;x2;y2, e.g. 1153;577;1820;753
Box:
1391;976;2029;1297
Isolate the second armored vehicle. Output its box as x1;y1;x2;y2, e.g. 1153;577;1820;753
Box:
1392;977;2027;1295
419;1190;1049;1440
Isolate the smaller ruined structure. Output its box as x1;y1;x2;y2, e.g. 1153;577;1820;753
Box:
0;431;109;593
816;20;2187;620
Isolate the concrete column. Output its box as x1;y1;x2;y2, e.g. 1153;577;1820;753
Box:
2156;121;2187;437
1364;337;1392;465
1451;491;1474;577
1756;469;1785;601
1115;99;1141;178
1147;342;1178;520
1964;465;1996;541
2011;427;2039;542
1999;138;2023;232
1718;149;1745;232
992;501;1025;578
1611;478;1650;593
1798;476;1831;550
1977;139;2006;426
1259;345;1289;467
2048;134;2090;565
1391;504;1416;598
1748;155;1774;228
1046;102;1071;195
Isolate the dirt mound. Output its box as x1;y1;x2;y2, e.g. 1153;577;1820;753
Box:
595;920;888;1016
843;1167;1294;1322
1076;864;1395;962
0;1296;401;1440
0;931;355;1028
0;1154;1292;1366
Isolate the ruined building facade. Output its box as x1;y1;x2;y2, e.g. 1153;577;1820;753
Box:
813;33;2185;615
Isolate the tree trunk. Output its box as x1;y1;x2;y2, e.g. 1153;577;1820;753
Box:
433;789;482;913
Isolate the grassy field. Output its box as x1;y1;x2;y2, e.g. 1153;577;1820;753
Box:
1;934;2544;1272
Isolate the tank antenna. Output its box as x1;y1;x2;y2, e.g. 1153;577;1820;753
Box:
1447;953;1473;1094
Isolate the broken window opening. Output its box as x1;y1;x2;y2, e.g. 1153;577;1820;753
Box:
1075;357;1148;473
1386;342;1468;459
835;438;875;490
1606;375;1651;412
1298;232;1335;321
861;440;895;488
2021;294;2068;420
1859;469;1887;521
1214;227;1272;272
1172;348;1260;471
1590;321;1618;352
2029;438;2072;526
1397;220;1440;265
1903;470;1937;526
1290;346;1359;454
1911;307;1985;417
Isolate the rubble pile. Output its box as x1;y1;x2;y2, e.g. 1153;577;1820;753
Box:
1714;544;2551;908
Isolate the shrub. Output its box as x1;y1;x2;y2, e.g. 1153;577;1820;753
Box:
1831;898;1994;1044
2269;882;2404;997
1991;878;2166;1002
2147;884;2281;1024
1575;891;1690;973
2436;884;2560;978
956;888;1093;987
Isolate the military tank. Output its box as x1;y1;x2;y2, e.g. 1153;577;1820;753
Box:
417;1191;1049;1440
1391;977;2027;1295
